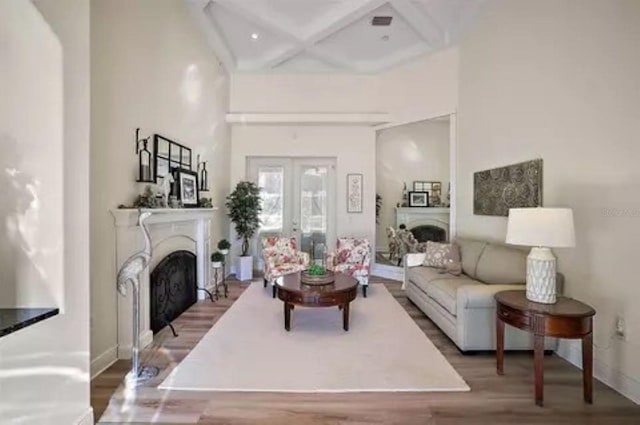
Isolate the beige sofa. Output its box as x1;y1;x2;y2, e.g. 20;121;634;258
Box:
403;238;559;352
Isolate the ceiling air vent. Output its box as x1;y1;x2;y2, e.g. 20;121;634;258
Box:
371;16;393;26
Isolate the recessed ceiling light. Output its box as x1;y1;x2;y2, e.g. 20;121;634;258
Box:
251;33;259;40
381;35;390;42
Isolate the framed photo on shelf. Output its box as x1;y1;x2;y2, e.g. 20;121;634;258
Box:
409;191;429;207
346;173;363;213
173;168;199;207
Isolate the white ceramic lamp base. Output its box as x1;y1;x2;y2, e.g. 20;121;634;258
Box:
526;247;557;304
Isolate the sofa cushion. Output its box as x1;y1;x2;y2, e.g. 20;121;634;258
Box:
407;266;446;288
475;243;527;284
422;242;459;268
456;238;487;279
458;283;526;309
427;276;481;316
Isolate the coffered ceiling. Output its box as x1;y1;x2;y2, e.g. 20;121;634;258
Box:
186;0;485;73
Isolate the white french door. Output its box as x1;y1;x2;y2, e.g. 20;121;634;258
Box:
247;157;336;265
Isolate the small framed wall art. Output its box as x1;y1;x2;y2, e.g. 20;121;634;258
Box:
173;168;199;207
347;173;363;213
409;191;429;207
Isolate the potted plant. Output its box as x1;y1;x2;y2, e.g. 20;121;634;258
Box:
226;181;261;281
217;239;231;255
210;251;225;268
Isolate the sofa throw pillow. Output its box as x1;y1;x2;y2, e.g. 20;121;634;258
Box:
423;242;462;275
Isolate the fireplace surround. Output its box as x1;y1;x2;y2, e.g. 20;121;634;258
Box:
111;208;216;359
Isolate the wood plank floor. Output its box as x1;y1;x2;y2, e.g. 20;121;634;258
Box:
91;278;640;424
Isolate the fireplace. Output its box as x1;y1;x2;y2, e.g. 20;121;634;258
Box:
149;250;197;334
410;224;447;243
112;208;215;359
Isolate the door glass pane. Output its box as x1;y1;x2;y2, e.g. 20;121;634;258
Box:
257;166;284;235
299;166;328;263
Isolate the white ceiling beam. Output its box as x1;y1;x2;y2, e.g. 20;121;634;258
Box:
389;0;443;47
185;0;236;72
217;0;387;71
216;0;301;41
215;0;305;69
271;0;388;70
301;0;388;44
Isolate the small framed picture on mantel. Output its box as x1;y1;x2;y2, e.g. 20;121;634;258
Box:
173;168;199;208
408;191;429;207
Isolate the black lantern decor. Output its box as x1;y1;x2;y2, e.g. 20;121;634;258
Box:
197;155;209;192
135;128;154;183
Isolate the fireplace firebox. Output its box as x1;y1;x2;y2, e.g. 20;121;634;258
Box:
150;250;197;334
410;225;447;243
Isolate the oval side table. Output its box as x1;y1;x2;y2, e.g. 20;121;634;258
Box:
495;290;596;407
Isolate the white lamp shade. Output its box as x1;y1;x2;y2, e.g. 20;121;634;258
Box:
506;208;575;248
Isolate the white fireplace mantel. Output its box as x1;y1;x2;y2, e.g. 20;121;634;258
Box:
111;208;218;359
111;207;218;226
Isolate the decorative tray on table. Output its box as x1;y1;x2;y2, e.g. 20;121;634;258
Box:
300;265;335;286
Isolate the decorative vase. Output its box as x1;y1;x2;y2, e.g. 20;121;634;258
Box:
220;249;229;255
211;261;223;268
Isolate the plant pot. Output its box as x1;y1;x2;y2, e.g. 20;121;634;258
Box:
220;249;229;255
211;261;223;268
236;255;253;281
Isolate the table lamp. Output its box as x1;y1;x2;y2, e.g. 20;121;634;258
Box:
506;208;575;304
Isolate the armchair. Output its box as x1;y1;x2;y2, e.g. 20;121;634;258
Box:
261;236;310;298
326;237;371;297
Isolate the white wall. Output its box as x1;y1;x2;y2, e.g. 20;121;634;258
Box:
230;73;382;113
457;0;640;403
0;0;92;423
230;47;458;123
231;125;376;253
0;1;63;310
376;119;450;250
90;0;230;375
381;49;459;125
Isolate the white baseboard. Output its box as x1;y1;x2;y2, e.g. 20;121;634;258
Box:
75;406;94;425
371;263;403;281
556;340;640;404
91;345;117;379
117;329;153;359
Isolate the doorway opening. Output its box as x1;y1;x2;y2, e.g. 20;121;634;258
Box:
247;157;337;267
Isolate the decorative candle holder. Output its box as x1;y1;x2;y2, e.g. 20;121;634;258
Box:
135;128;154;183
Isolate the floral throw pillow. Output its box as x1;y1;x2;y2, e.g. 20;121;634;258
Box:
423;242;462;275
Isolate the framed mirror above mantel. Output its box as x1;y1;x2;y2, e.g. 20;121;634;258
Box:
153;134;193;183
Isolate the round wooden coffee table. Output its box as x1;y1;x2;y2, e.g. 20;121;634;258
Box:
275;272;359;332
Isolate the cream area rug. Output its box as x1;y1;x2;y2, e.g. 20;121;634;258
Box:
159;282;469;393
